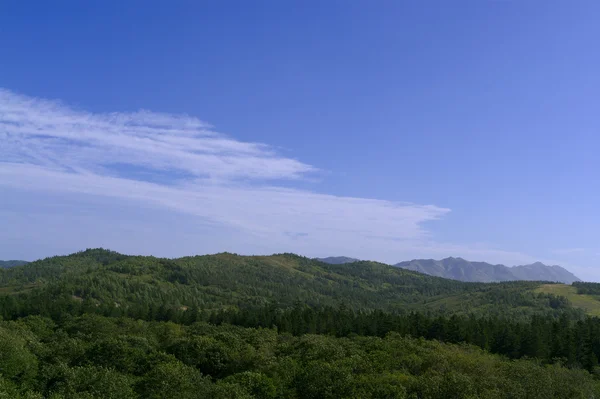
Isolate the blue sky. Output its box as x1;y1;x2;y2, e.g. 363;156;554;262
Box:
1;1;599;280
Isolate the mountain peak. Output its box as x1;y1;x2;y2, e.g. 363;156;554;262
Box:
525;261;547;267
395;257;580;283
443;256;466;262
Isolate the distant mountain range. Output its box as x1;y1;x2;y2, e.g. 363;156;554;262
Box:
317;256;580;284
0;260;29;268
395;257;580;284
316;256;360;264
4;254;581;284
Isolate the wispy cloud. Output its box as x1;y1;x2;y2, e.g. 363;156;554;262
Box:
0;88;314;181
0;88;449;253
0;163;447;241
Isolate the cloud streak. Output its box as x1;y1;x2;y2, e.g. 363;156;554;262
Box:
0;88;314;181
0;88;451;256
0;163;447;241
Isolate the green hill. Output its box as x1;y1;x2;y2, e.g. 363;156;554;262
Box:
0;248;579;320
0;248;599;398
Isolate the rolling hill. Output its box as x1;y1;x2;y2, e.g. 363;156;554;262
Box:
395;257;580;284
0;249;581;320
0;249;598;398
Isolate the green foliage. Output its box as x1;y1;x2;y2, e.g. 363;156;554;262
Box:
221;371;277;399
574;281;600;295
136;361;211;399
209;305;600;369
0;327;38;388
0;315;596;398
48;365;136;399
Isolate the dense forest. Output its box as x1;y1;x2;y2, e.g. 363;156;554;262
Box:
0;249;599;398
1;315;599;399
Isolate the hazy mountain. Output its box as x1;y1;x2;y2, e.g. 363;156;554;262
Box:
316;256;360;264
511;262;581;284
395;257;580;284
0;260;28;268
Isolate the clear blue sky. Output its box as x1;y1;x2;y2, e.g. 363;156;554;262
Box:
1;1;599;279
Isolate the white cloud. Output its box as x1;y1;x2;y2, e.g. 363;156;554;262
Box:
0;163;448;241
0;88;314;181
0;88;450;255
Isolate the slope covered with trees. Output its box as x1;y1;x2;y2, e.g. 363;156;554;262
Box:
0;249;579;320
0;249;599;398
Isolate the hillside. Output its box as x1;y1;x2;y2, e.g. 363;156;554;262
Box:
0;260;28;268
0;249;580;321
395;257;580;283
536;283;600;317
0;249;598;398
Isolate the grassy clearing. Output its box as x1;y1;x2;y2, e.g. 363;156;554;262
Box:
0;283;40;295
536;284;600;316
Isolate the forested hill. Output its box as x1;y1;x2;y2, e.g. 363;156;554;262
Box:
0;248;579;320
395;257;580;283
0;260;28;268
2;249;600;398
